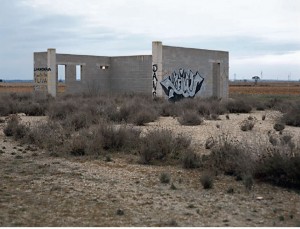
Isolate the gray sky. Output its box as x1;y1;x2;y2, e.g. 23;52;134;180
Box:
0;0;300;80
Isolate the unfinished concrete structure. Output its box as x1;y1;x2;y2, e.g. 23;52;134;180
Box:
33;41;229;100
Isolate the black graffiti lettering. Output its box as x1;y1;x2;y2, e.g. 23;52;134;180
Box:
152;64;158;98
160;68;204;101
34;77;47;84
152;64;158;73
34;68;51;72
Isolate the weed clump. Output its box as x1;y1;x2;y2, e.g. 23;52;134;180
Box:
240;120;255;131
3;115;29;140
139;129;191;165
254;147;300;189
226;100;252;113
273;123;285;132
160;172;171;184
207;133;255;179
282;109;300;127
200;172;214;189
178;111;203;126
182;151;201;169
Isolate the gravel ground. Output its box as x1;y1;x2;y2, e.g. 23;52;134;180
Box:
0;111;300;226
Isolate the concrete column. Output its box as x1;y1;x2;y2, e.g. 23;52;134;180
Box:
47;48;57;97
152;41;163;97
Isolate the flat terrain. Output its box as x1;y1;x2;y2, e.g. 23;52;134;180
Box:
1;81;300;95
230;81;300;95
1;112;300;226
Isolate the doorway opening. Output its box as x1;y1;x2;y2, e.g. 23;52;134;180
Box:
212;63;220;98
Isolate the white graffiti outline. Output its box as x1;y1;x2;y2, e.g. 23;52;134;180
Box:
160;68;204;100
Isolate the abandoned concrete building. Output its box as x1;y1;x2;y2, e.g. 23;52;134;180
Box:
33;41;229;100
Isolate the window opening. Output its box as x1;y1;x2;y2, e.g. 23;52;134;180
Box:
100;65;109;70
76;65;81;81
58;65;65;83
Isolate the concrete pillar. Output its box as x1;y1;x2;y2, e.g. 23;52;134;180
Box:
47;48;57;97
152;41;163;98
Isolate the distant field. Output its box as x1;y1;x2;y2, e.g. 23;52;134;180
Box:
229;81;300;95
0;83;66;93
1;81;300;96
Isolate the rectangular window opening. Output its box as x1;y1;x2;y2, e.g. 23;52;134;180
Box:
58;65;66;83
100;65;109;70
76;65;81;81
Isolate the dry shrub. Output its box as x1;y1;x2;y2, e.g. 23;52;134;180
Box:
0;93;50;116
69;136;86;156
273;122;285;132
182;151;202;169
131;108;159;126
160;101;180;117
178;110;203;126
117;98;159;125
282;108;300;127
25;121;67;153
97;124;140;151
200;171;214;189
139;129;191;165
207;133;255;178
254;147;300;189
77;123;141;156
3;115;29;140
160;172;171;184
240;119;255;131
226;100;252;113
47;100;78;120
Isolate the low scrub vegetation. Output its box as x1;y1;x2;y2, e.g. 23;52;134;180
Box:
2;92;300;191
178;111;203;126
206;132;300;189
139;129;193;165
200;171;214;189
226;99;252;113
282;107;300;127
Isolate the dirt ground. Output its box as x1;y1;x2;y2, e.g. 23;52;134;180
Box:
229;81;300;95
1;111;300;226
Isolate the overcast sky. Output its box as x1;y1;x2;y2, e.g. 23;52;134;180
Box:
0;0;299;80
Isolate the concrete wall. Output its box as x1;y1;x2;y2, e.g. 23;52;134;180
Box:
56;54;111;94
33;52;48;93
110;55;152;93
33;41;229;99
157;44;229;100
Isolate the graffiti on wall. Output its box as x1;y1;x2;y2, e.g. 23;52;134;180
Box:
152;64;158;97
160;68;204;100
34;67;51;92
